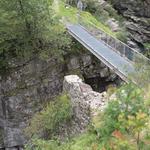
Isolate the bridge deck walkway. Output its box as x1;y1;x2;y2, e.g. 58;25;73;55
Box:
67;24;135;81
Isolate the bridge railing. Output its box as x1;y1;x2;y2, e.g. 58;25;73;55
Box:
61;1;150;66
78;16;150;66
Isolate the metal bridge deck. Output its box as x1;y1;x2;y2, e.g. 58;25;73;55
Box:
67;24;135;82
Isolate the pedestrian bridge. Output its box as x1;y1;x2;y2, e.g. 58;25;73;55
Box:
67;24;150;84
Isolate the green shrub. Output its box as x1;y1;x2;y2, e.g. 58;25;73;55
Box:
116;28;128;42
143;43;150;58
82;0;127;41
25;93;72;139
0;0;71;73
25;132;98;150
144;43;150;50
129;56;150;89
96;83;150;150
25;139;61;150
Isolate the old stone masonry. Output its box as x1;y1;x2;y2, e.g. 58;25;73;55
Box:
58;75;108;139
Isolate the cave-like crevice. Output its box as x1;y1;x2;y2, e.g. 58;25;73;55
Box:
83;76;122;93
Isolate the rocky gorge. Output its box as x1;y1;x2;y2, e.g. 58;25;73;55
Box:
0;52;118;149
0;0;150;149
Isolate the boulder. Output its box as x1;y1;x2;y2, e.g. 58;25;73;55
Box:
107;18;120;32
63;75;108;120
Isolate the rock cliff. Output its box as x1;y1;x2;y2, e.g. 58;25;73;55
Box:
109;0;150;45
0;57;64;149
0;52;118;149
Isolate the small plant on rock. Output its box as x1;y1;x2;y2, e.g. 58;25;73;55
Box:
24;93;72;139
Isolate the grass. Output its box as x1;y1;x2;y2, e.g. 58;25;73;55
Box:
144;43;150;50
24;93;72;139
63;132;98;150
26;132;99;150
53;0;118;38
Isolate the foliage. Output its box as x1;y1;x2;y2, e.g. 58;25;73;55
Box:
116;28;128;42
0;0;71;73
106;84;117;96
96;83;150;150
25;93;72;139
108;0;120;5
83;0;124;22
143;43;150;58
144;43;150;50
25;139;62;150
56;1;121;38
129;56;150;89
79;0;127;41
25;132;98;150
60;0;128;45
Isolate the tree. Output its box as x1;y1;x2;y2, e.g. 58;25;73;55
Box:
97;83;150;150
0;0;71;73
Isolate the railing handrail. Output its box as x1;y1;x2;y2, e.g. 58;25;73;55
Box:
61;0;150;63
67;27;130;82
79;17;150;63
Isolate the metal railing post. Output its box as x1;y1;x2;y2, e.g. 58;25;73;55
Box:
106;34;108;45
114;39;116;51
123;45;126;58
77;0;83;24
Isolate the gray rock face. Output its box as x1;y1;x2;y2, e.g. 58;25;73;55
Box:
58;75;107;139
0;53;118;149
63;75;107;112
67;54;118;80
111;0;150;18
0;57;65;149
110;0;150;43
4;126;25;148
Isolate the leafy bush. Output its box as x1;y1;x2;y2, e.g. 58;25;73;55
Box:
25;139;60;150
25;132;98;150
0;0;71;73
25;93;72;139
96;83;150;150
82;0;127;41
129;57;150;89
116;28;128;42
143;43;150;58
